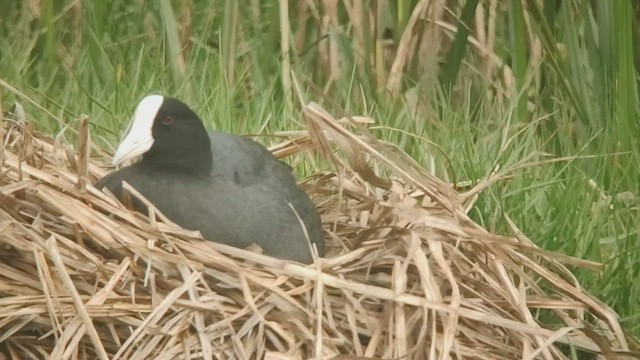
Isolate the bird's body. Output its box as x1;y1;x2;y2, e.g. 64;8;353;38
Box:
95;96;323;263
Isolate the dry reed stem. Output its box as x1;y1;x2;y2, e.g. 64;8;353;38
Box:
387;0;430;94
320;0;340;91
0;103;637;359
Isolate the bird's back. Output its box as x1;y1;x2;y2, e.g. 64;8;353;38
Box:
207;131;292;185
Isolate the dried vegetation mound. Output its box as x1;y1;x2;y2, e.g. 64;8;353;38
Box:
0;102;637;359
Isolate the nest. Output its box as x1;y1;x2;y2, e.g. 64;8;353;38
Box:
0;101;637;360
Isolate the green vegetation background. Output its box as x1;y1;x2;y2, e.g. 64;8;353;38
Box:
1;0;639;336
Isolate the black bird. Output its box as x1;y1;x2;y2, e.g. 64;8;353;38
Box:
95;95;324;263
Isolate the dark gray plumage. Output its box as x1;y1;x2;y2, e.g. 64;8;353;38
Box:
95;96;323;263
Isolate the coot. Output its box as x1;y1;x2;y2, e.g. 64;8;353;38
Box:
95;95;324;263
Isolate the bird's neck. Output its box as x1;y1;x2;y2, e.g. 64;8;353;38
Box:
143;133;212;176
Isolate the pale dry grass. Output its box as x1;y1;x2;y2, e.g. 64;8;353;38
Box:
0;101;637;359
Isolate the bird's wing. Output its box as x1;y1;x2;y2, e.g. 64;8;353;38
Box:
207;131;324;252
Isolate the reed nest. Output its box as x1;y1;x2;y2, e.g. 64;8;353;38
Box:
0;101;637;360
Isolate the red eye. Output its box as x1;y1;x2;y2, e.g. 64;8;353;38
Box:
163;116;175;125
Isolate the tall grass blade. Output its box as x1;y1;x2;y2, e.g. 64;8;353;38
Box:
439;0;479;91
159;0;189;97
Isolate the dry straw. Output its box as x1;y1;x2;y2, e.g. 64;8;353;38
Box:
0;101;637;360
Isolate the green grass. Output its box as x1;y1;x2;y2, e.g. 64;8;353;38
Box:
1;0;639;338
